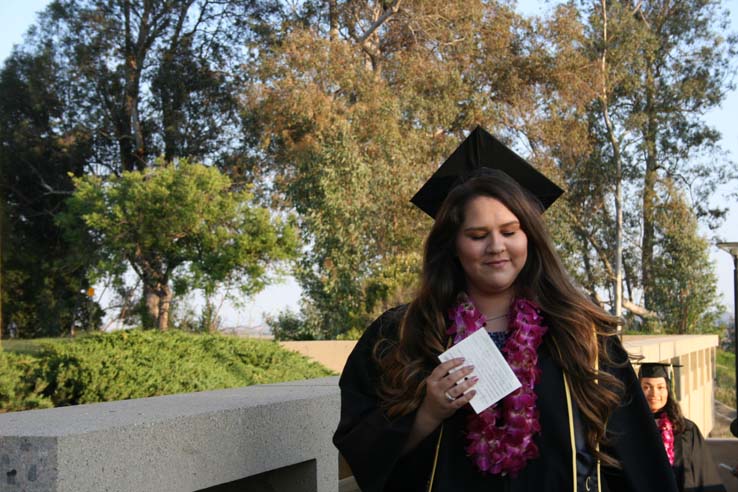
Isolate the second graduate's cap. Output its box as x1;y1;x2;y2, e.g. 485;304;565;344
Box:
410;126;564;218
637;362;683;381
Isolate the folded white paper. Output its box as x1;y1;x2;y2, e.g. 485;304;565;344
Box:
438;328;521;414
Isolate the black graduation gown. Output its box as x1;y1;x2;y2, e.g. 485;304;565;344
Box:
333;306;679;492
672;418;726;492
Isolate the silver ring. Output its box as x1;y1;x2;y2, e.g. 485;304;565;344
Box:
444;391;456;402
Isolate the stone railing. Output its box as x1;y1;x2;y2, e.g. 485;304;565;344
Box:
0;377;340;492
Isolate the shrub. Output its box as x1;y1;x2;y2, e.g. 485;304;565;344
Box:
4;330;333;410
0;349;53;412
267;308;324;340
0;349;17;409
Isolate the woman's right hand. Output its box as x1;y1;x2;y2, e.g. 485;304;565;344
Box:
419;357;478;424
402;357;478;454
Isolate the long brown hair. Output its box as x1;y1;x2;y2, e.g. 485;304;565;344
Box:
376;169;624;467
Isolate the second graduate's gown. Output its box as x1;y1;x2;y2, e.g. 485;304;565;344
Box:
333;305;679;492
667;417;726;492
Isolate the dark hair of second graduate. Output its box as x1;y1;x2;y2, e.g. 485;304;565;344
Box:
375;168;625;468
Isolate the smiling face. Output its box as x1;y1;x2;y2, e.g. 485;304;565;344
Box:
640;377;670;413
455;196;528;300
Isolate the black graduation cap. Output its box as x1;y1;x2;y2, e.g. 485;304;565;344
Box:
410;126;564;218
636;362;683;381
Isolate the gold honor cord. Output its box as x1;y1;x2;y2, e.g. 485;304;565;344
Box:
563;373;579;492
427;336;455;491
595;343;602;492
555;327;603;492
427;425;444;492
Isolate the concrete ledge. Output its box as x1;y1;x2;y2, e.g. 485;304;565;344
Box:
707;439;738;492
622;334;720;361
0;377;340;492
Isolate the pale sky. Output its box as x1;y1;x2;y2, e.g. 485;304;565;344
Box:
1;0;736;327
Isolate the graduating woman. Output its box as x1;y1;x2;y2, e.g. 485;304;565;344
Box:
639;363;726;492
334;127;678;492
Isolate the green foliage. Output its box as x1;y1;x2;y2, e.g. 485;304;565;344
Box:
59;160;298;329
0;47;99;338
0;350;19;410
2;338;71;355
715;349;736;410
721;318;735;352
335;327;366;341
0;350;15;398
266;308;324;341
0;350;53;412
649;184;720;333
3;330;333;410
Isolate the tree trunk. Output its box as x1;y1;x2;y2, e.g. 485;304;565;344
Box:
642;61;658;311
123;0;147;171
143;282;160;328
115;110;137;172
160;54;179;162
157;284;172;331
328;0;338;41
598;0;622;325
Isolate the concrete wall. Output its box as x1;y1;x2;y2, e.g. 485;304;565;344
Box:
0;377;340;492
279;341;356;374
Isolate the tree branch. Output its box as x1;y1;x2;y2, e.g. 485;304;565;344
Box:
356;0;402;45
622;299;658;319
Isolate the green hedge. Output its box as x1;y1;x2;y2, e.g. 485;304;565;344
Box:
2;330;333;411
0;349;53;411
716;348;736;409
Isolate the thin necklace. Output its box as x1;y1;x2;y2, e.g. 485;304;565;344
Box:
484;313;508;322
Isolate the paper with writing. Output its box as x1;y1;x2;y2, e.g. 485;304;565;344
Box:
438;328;521;414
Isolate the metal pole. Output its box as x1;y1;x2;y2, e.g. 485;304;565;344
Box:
733;254;737;409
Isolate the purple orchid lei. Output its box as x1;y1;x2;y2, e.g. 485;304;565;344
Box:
447;293;548;476
656;412;675;465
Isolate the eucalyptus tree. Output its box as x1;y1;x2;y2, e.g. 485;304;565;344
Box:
621;0;735;313
549;0;736;331
244;0;563;337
